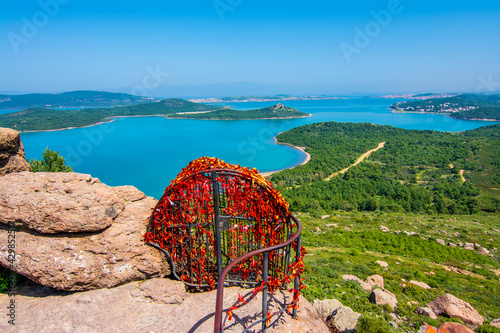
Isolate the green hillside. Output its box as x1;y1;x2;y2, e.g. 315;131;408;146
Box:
168;103;309;120
0;90;159;109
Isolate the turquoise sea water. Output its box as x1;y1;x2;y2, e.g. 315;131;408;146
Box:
20;98;499;199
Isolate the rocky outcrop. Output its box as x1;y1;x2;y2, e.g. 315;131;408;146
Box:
0;173;170;291
313;298;342;321
425;294;484;328
0;172;125;233
341;274;372;291
369;288;398;310
326;306;361;333
0;127;31;176
0;279;329;332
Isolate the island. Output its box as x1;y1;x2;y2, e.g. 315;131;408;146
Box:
389;93;500;121
0;90;160;110
167;103;310;120
0;99;309;132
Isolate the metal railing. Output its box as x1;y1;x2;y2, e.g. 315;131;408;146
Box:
214;214;302;333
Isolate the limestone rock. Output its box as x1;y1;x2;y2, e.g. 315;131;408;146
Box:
326;306;361;333
376;260;389;267
491;318;500;328
366;274;384;289
0;127;31;176
0;195;170;291
438;322;475;333
0;279;329;333
426;294;484;328
313;298;343;321
415;306;438;320
0;172;125;233
369;289;398;310
409;280;432;289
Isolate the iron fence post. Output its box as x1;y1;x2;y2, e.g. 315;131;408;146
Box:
262;251;269;333
293;233;302;319
212;171;223;276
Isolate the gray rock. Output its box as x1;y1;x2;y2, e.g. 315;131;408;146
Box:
313;299;343;321
436;239;446;245
0;172;125;233
369;289;398;310
477;247;490;255
415;306;438;320
326;306;361;332
0;127;31;176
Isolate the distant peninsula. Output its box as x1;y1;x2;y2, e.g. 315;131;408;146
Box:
0;99;308;132
168;103;310;120
0;90;160;110
189;94;340;103
389;93;500;121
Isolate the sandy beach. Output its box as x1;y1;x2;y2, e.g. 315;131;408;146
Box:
260;136;311;178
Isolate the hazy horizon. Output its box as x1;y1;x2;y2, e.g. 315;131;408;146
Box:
1;0;499;96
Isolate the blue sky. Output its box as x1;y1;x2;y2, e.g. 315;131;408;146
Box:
1;0;499;96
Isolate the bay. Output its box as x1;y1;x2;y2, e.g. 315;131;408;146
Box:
20;98;499;199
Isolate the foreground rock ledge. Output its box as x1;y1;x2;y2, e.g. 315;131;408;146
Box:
0;279;329;333
0;173;170;291
0;127;31;176
0;172;126;233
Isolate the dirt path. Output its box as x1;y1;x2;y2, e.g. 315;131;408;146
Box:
324;142;386;181
459;169;466;182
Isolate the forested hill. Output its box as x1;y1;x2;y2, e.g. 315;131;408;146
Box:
0;90;159;109
390;94;500;120
0;98;223;131
168;103;309;120
270;122;500;215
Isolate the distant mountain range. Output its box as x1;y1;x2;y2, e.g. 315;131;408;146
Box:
0;91;159;110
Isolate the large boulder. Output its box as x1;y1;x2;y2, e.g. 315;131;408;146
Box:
438;322;475;333
366;274;384;289
0;127;31;176
426;294;484;328
0;279;329;332
326;306;361;333
313;298;343;321
0;174;170;291
0;172;125;233
369;289;398;310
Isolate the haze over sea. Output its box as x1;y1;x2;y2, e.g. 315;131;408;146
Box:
20;98;499;199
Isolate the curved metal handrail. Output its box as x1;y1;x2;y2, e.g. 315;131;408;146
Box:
213;214;302;333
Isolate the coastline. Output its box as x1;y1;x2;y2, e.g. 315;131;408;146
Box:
390;110;499;121
18;114;311;133
165;114;311;121
260;135;311;178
